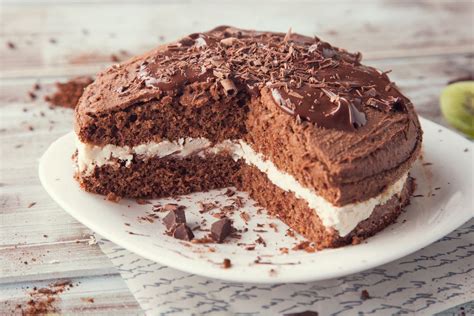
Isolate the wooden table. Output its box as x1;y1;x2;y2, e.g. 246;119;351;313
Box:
1;0;472;314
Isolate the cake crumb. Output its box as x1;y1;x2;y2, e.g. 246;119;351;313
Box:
18;280;72;315
221;258;232;269
80;297;95;303
286;229;296;238
352;236;362;245
7;41;16;49
135;199;150;205
360;289;370;300
105;192;121;203
44;76;93;109
191;236;214;244
224;188;235;197
269;223;278;232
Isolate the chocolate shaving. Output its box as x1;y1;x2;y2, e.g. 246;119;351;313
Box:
220;78;237;96
105;26;410;134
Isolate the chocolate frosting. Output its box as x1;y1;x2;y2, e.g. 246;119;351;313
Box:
135;27;408;131
78;26;410;132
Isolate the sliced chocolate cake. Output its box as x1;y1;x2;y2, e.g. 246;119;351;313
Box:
74;26;422;248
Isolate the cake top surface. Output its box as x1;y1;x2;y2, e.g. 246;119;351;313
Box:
77;26;412;132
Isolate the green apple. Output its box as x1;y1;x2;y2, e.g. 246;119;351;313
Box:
440;81;474;138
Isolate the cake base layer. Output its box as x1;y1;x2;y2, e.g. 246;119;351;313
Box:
77;154;241;198
77;154;414;248
238;164;414;248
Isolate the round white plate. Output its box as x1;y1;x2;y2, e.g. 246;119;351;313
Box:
39;117;473;283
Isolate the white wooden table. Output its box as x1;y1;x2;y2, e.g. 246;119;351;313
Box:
1;0;473;314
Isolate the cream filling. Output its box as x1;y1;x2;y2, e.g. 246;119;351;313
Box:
75;136;409;237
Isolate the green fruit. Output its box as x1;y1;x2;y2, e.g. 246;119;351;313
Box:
440;81;474;138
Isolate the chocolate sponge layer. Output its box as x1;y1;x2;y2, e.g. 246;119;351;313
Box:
77;153;241;198
77;152;413;248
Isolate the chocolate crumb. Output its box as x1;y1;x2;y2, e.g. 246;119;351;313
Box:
28;91;37;100
210;217;233;243
110;54;120;62
221;258;232;269
240;211;250;224
173;223;194;241
7;41;16;49
255;235;267;247
80;297;95;303
162;208;187;230
361;289;370;300
27;202;36;208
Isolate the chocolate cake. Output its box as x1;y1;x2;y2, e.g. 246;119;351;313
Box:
74;26;422;248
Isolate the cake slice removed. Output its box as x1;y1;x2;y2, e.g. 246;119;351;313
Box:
74;26;422;248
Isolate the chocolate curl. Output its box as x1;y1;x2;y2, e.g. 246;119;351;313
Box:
220;79;237;96
220;37;238;47
283;27;293;42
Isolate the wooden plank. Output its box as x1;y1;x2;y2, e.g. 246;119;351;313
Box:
0;241;116;284
0;274;142;315
1;1;472;78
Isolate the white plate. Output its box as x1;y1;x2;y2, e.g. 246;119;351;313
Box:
39;117;473;283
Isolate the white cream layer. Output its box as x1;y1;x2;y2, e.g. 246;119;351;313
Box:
76;136;408;236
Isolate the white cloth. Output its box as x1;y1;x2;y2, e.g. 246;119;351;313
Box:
98;220;473;316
